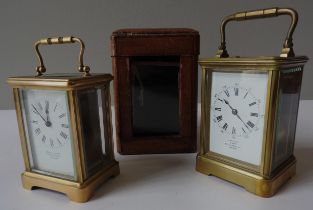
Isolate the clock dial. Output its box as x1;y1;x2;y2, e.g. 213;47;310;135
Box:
20;89;76;180
29;100;70;149
212;84;263;139
209;71;268;166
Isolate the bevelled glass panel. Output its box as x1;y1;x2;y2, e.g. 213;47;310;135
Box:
77;87;108;178
131;56;180;136
271;67;303;173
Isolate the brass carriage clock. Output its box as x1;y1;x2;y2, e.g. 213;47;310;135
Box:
196;8;308;197
7;37;119;202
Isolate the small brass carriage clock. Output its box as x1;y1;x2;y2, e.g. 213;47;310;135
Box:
7;37;119;202
196;8;308;197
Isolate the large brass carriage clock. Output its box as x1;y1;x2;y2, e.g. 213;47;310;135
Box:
7;37;119;202
196;8;308;197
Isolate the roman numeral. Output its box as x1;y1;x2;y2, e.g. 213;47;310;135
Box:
60;131;67;139
61;124;69;128
242;127;246;133
218;98;223;102
224;90;230;97
31;120;38;124
249;102;256;106
42;135;46;143
53;103;58;112
57;138;62;145
234;87;239;96
232;127;236;134
250;113;259;117
222;123;228;130
216;115;223;122
59;113;65;119
37;103;43;110
50;139;54;148
244;91;248;99
35;128;41;135
247;121;255;128
215;107;221;111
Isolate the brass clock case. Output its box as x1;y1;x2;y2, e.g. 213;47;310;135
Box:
7;37;119;202
196;8;308;197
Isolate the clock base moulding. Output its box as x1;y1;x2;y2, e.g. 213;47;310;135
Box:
195;155;296;197
21;161;119;203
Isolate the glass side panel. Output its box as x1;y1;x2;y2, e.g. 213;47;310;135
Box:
271;67;303;173
77;87;109;178
131;56;180;137
19;89;77;180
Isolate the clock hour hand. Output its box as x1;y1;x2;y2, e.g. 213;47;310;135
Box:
31;104;47;123
223;99;250;130
223;99;235;111
224;99;238;116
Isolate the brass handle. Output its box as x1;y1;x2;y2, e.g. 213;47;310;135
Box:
216;8;298;58
35;36;90;76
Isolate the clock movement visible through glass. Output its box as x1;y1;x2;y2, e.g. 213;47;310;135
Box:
209;71;268;166
272;67;303;172
76;87;108;178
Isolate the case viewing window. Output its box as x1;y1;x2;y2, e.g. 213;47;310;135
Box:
131;56;180;136
111;28;199;154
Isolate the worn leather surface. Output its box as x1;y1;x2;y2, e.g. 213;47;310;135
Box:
111;28;200;56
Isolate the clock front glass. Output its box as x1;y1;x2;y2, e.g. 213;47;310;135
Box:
20;89;76;180
209;71;268;166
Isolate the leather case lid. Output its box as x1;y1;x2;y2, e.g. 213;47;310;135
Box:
112;28;199;36
111;28;200;56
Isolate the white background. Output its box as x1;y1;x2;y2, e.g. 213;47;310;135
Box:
0;102;313;210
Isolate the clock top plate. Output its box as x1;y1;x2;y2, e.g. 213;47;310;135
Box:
198;56;308;70
7;73;113;89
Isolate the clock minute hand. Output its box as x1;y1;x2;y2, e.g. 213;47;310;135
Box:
31;104;47;123
45;101;52;127
235;113;250;130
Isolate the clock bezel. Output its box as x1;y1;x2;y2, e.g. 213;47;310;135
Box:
200;68;272;175
209;70;269;169
19;88;78;181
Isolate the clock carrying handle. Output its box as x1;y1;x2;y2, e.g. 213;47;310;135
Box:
35;36;90;76
216;7;298;58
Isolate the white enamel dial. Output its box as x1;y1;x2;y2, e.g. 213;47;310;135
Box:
20;89;76;179
212;84;262;139
209;71;268;166
29;100;69;149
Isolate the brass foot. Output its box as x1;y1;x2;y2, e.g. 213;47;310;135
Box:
21;162;120;202
196;155;296;197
